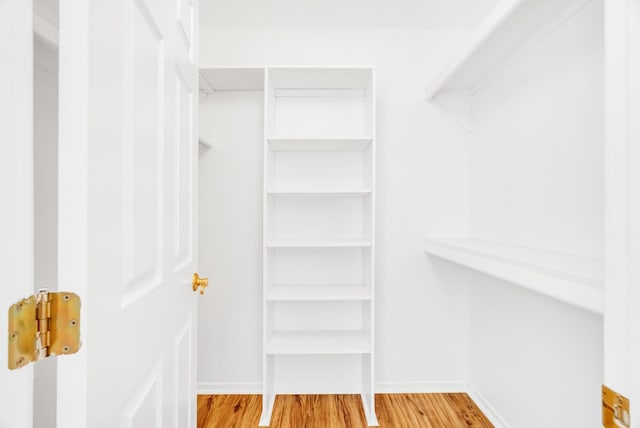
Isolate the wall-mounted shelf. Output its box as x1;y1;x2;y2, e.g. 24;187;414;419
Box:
425;0;591;99
267;284;371;301
266;330;371;355
199;67;265;92
267;239;372;249
267;189;372;196
423;238;603;314
268;137;373;152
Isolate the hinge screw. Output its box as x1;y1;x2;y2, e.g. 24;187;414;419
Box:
10;332;17;340
63;295;70;301
70;320;77;326
62;346;70;353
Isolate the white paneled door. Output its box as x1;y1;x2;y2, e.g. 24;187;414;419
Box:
0;1;35;426
56;0;200;426
604;1;640;426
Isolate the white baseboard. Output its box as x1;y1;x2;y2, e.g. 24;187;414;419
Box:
274;383;364;394
466;385;511;428
375;380;467;393
198;382;262;395
198;380;467;395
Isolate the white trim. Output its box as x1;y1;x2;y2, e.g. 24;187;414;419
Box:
467;385;511;428
197;382;262;395
273;384;364;394
198;380;468;395
375;381;467;394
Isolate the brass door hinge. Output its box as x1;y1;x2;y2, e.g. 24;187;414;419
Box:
603;385;630;428
8;289;81;370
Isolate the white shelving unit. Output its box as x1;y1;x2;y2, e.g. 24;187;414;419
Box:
261;67;377;426
423;238;604;314
425;0;592;99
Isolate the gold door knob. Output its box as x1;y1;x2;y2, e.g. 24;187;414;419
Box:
192;273;209;295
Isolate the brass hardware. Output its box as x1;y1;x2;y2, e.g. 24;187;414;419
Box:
192;273;209;295
8;290;81;370
603;385;630;428
8;296;37;369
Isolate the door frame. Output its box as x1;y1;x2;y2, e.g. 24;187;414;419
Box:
604;0;640;421
57;0;89;426
0;0;35;426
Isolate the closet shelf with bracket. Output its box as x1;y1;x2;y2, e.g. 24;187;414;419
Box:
423;238;604;314
425;0;592;101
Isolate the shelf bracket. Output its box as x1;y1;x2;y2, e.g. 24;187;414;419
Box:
428;89;472;133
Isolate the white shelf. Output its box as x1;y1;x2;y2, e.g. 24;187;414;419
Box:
268;67;373;90
268;137;372;152
266;330;371;355
267;189;372;196
425;0;589;99
267;284;371;301
423;238;604;314
199;67;265;92
267;239;372;249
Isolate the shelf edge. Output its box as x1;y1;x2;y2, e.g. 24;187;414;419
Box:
425;0;523;100
423;238;604;314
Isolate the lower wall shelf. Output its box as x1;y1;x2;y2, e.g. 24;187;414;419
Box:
267;284;371;301
423;238;604;314
267;239;372;248
266;330;372;355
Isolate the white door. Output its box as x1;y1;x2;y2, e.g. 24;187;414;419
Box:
57;0;200;426
0;1;35;426
604;0;640;426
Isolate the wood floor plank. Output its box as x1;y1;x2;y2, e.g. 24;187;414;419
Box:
197;393;494;428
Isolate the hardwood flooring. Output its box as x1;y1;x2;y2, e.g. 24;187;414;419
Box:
197;393;493;428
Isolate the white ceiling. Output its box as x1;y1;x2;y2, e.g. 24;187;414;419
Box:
200;0;500;29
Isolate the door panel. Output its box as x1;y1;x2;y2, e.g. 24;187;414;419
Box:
174;315;194;426
121;360;163;426
122;0;165;306
58;0;199;426
174;66;195;271
0;1;34;426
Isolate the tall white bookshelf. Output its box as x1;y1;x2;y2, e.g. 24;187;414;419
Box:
260;67;377;426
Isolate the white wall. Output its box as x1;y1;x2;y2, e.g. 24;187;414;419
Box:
33;37;58;428
469;275;603;428
465;2;604;426
198;29;474;392
198;91;264;391
471;0;604;259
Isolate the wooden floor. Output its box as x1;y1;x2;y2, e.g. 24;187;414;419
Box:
197;394;493;428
